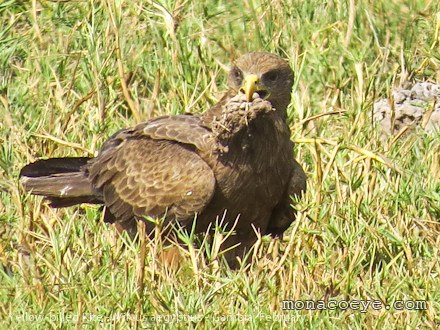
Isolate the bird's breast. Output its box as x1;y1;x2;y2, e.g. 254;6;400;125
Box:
213;117;292;203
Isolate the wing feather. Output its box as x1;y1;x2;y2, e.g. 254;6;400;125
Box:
87;115;215;231
133;114;214;152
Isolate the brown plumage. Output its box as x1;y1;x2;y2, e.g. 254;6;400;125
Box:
20;52;306;267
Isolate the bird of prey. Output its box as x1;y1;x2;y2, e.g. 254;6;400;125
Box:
20;52;306;267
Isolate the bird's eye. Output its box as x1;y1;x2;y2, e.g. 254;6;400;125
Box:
230;67;243;83
262;70;279;83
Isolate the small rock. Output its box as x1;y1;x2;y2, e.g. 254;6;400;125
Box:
373;82;440;135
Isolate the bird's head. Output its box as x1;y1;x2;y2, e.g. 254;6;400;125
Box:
227;52;294;112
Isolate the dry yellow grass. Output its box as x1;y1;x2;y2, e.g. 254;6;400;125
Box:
1;0;439;328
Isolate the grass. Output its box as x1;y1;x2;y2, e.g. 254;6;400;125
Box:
1;0;439;328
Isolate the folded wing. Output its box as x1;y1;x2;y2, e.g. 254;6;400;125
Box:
86;114;216;232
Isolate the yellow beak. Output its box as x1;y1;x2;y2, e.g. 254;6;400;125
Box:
240;74;260;102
